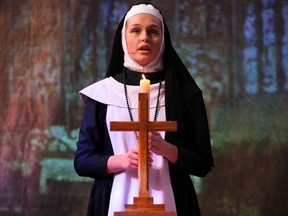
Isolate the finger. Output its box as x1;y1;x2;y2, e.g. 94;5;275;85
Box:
148;144;154;151
148;155;153;167
128;157;138;166
128;151;139;161
150;131;160;137
149;144;158;153
151;132;163;143
130;147;138;153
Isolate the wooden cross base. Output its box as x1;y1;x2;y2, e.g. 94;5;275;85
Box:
114;197;175;216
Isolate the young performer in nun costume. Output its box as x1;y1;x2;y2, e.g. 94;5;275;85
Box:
74;3;214;216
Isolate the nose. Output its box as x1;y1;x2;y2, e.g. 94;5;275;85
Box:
140;31;149;41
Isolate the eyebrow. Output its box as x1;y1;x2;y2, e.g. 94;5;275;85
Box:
128;23;161;28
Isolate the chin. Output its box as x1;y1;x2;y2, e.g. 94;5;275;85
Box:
135;59;154;66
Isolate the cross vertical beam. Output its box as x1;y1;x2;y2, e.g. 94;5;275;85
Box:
138;93;149;197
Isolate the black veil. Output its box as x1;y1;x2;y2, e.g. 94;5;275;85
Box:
104;3;214;215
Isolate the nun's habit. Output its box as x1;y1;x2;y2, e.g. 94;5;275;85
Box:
74;3;214;216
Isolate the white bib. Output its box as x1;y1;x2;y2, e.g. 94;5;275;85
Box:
79;77;176;215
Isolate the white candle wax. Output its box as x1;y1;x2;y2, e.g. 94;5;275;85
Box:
140;74;150;93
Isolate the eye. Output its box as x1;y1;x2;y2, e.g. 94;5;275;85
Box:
131;28;140;34
148;28;161;36
150;30;159;36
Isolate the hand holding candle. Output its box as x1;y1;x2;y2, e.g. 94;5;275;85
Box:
140;74;150;93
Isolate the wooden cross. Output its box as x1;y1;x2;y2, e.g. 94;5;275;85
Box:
110;93;177;216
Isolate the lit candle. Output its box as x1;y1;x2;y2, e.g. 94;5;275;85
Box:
140;74;150;93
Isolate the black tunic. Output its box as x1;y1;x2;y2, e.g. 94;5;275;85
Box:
74;71;213;216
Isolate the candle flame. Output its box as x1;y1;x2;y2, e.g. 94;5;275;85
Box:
142;74;146;80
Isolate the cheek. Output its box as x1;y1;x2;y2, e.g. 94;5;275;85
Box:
152;39;162;55
156;38;163;49
126;37;137;52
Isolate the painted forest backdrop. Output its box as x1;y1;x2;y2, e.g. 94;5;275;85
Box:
0;0;287;215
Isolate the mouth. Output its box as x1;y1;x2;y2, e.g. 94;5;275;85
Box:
139;45;150;52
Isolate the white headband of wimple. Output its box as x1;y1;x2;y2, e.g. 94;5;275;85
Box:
124;4;163;22
121;4;165;73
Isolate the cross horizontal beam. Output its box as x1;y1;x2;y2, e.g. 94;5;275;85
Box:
110;121;177;131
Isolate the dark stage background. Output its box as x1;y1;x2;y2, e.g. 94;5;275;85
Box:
0;0;287;215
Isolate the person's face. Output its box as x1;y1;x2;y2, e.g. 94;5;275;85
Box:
125;13;162;66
